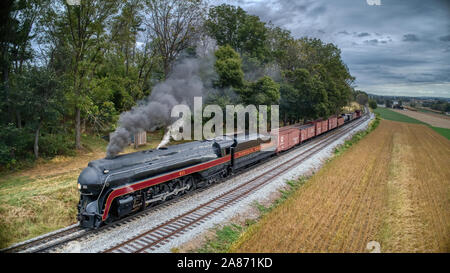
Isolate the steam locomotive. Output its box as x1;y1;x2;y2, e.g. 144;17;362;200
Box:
77;110;363;228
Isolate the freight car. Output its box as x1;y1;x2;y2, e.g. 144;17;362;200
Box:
311;119;323;135
337;116;344;127
298;124;315;143
275;127;300;152
78;110;364;228
321;119;328;134
328;116;338;130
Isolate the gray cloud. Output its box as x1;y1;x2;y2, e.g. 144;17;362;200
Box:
403;34;420;42
364;39;378;45
357;32;371;37
439;35;450;42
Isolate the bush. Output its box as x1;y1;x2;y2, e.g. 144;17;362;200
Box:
39;134;75;157
0;123;75;170
0;124;34;168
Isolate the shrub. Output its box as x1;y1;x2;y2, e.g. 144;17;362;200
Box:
39;134;75;157
0;123;75;170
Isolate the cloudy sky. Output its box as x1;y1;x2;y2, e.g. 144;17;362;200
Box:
212;0;450;98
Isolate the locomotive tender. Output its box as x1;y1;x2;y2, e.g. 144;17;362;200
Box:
78;110;363;228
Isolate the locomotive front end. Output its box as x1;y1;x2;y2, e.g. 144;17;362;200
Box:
77;166;103;228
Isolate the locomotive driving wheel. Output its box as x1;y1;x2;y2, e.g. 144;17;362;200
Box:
184;176;195;192
160;184;171;201
172;179;183;197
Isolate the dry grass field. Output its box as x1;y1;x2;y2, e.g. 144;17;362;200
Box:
231;120;450;253
391;109;450;129
0;132;167;248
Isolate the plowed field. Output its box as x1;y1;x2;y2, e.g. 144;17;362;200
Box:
231;120;450;252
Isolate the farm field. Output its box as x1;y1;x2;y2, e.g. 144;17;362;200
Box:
374;107;450;139
373;107;426;124
391;109;450;129
231;120;450;252
417;108;450;120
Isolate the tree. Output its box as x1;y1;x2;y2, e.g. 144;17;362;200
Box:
214;45;244;89
265;24;293;66
356;93;369;105
279;83;298;124
385;99;393;108
205;4;268;61
368;99;377;109
15;67;64;158
48;0;119;149
284;68;328;120
240;76;280;106
145;0;206;78
0;0;50;128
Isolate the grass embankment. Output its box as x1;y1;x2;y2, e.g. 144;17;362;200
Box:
228;119;449;252
374;107;450;139
0;131;167;248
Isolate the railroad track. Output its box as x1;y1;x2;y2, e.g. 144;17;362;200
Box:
2;113;370;253
0;224;84;253
103;114;370;253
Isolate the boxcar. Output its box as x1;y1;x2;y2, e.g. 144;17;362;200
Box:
337;116;344;127
352;112;357;120
313;120;322;135
298;124;315;142
328;116;337;130
321;119;329;133
276;127;300;152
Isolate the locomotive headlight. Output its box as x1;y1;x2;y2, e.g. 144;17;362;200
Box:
77;183;81;190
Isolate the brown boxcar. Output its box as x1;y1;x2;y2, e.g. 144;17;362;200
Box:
328;116;338;130
298;124;315;142
352;112;357;120
321;120;328;134
314;120;322;135
356;110;361;118
337;116;344;127
276;127;300;152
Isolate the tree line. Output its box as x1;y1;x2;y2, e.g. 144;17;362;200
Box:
0;1;358;169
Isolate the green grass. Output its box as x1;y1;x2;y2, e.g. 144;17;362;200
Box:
374;107;450;140
196;224;244;253
373;108;426;124
430;126;450;139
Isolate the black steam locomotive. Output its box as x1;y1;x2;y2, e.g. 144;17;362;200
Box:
77;135;275;228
